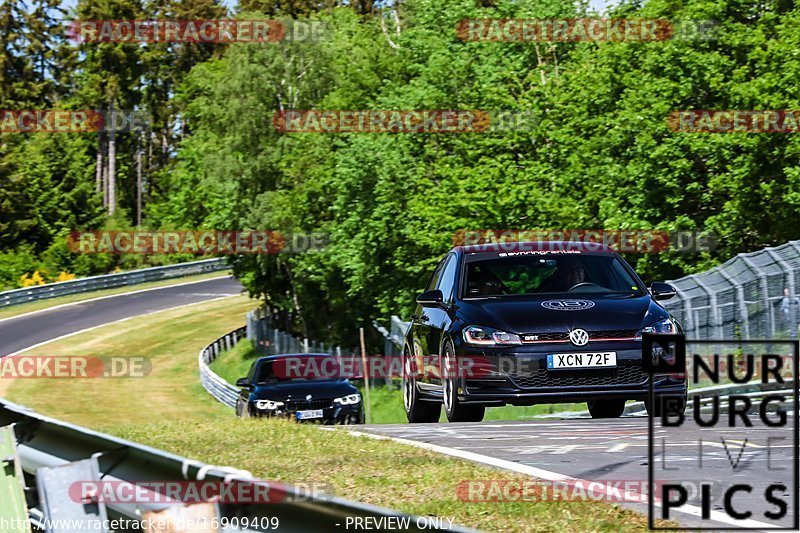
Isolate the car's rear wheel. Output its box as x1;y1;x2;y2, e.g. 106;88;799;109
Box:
587;399;626;418
645;394;687;418
442;341;485;423
403;346;441;423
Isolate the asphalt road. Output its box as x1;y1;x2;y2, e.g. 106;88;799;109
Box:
358;415;797;531
0;276;243;357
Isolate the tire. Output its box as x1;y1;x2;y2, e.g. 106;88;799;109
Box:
646;394;687;418
442;341;485;423
403;346;441;423
587;399;626;418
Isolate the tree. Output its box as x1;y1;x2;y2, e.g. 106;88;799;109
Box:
74;0;145;215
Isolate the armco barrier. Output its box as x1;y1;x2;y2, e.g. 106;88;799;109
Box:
0;258;228;308
200;326;246;408
0;399;473;532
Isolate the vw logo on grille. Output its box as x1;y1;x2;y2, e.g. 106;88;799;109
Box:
541;299;596;311
569;328;590;346
306;394;313;400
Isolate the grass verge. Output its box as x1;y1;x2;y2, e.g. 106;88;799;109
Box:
0;270;232;320
105;418;660;533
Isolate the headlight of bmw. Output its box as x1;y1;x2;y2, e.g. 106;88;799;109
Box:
255;400;284;410
635;317;677;340
334;393;361;405
463;325;522;346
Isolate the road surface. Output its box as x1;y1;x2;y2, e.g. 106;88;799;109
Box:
0;276;243;357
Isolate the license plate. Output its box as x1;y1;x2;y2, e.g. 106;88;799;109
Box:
296;409;323;420
547;352;617;369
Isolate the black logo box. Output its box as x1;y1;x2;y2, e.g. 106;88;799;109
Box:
644;335;799;531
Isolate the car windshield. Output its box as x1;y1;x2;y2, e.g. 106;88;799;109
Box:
463;254;643;298
255;356;341;383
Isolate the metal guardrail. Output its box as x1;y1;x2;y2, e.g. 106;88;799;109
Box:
0;258;228;308
200;326;247;408
622;379;797;415
0;425;29;532
0;399;473;532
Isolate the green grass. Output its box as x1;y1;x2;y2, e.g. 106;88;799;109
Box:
209;338;260;384
0;270;233;320
103;417;661;533
3;297;670;532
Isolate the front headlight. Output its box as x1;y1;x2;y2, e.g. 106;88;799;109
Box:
463;325;522;346
635;317;676;340
334;393;361;405
255;400;284;410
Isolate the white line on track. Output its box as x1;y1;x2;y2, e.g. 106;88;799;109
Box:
3;295;237;358
346;429;779;531
0;275;233;325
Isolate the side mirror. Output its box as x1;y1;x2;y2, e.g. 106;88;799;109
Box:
235;377;251;388
416;289;444;308
650;282;677;301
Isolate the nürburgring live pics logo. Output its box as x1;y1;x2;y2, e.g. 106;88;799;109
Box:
644;333;798;530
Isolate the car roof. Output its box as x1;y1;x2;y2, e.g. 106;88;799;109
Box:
255;353;332;364
455;241;615;255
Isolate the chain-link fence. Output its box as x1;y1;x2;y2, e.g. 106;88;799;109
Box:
246;307;359;358
663;239;800;340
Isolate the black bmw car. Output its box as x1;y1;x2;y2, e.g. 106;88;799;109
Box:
235;354;364;424
403;241;687;423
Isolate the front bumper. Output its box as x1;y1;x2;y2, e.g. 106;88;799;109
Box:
251;403;364;424
453;342;686;406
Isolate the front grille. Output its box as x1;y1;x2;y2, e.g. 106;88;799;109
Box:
521;332;568;342
506;363;648;389
589;329;637;339
520;330;637;343
284;399;332;410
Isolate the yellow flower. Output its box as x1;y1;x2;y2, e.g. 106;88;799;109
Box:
20;271;46;287
55;271;77;283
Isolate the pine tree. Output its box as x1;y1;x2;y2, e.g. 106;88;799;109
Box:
74;0;145;216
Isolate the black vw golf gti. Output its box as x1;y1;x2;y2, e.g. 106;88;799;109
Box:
403;242;687;422
235;354;364;424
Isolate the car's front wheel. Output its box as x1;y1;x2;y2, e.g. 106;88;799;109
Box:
587;399;626;418
442;341;485;423
403;346;441;423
